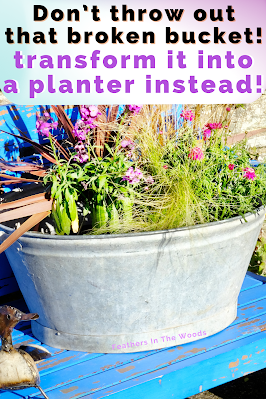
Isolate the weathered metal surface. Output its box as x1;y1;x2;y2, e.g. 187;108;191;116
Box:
0;274;266;398
0;207;265;353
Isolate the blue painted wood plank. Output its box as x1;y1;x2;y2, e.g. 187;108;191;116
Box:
15;350;164;398
10;329;24;339
18;312;266;399
1;275;265;399
240;275;262;291
0;353;105;398
77;331;266;399
233;297;266;326
0;276;19;296
238;283;266;306
40;344;66;357
246;270;266;283
13;334;41;347
37;352;104;376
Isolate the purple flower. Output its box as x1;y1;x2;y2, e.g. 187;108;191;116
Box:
72;119;93;141
122;167;143;184
127;105;143;115
86;117;98;129
36;115;58;137
78;105;101;134
74;141;89;163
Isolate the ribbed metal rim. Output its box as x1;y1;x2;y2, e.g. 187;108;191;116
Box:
0;206;265;241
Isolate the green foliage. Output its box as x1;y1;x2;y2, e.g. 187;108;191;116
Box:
43;104;266;236
249;236;266;275
44;144;141;234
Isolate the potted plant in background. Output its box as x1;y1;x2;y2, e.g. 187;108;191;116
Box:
0;104;265;353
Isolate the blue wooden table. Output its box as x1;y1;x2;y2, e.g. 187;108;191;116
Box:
0;271;266;399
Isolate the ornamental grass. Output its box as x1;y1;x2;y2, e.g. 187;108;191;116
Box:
0;103;266;247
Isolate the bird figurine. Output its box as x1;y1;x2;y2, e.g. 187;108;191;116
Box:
0;305;50;398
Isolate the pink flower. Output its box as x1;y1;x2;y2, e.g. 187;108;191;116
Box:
51;122;58;129
88;105;100;117
81;105;101;119
127;105;143;115
243;167;256;181
228;164;235;170
203;129;211;141
205;122;222;130
121;139;135;149
145;175;154;184
122;167;143;184
163;165;168;169
226;107;231;112
188;147;204;161
180;109;195;121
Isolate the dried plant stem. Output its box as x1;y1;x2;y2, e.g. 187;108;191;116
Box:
0;211;50;254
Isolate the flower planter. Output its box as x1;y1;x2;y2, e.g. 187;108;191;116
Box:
0;207;265;353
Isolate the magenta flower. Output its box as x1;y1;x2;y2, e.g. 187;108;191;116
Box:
203;129;211;141
127;105;143;115
36;117;58;137
228;164;235;170
205;122;223;130
243;167;256;181
226;107;231;112
86;117;99;129
163;165;168;169
188;147;204;161
122;167;143;184
180;109;195;121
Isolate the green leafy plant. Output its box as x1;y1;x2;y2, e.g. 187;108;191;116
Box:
249;236;266;275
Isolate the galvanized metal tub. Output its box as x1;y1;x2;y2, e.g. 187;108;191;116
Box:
0;207;265;353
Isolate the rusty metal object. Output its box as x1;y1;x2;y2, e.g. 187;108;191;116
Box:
0;305;49;398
